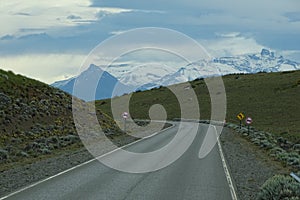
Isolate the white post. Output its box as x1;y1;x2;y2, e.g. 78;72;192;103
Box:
290;172;300;183
124;118;126;132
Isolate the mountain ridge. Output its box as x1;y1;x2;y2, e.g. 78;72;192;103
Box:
143;49;300;89
52;49;300;99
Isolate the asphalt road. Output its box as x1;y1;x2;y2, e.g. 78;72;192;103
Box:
2;122;235;200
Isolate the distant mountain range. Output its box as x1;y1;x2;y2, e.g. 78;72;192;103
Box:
52;49;300;100
137;49;300;89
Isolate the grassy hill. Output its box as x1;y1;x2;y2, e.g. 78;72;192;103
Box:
0;69;124;171
96;70;300;143
2;68;298;170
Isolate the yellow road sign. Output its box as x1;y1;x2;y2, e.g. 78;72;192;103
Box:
237;113;245;121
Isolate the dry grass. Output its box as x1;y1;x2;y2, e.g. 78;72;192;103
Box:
96;70;300;143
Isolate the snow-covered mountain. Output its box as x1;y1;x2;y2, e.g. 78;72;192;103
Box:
212;48;299;73
104;63;177;87
51;64;132;101
139;49;300;89
52;49;300;100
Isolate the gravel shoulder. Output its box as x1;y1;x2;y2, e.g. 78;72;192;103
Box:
0;121;170;197
220;127;290;200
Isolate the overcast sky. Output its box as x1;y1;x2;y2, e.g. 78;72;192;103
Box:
0;0;299;83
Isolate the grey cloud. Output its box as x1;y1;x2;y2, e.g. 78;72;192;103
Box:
1;0;299;57
19;28;46;33
285;12;300;22
14;12;31;16
67;15;82;20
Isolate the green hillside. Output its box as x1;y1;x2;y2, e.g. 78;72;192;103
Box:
96;70;300;143
0;69;124;171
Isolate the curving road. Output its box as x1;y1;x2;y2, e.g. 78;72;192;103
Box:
1;122;236;200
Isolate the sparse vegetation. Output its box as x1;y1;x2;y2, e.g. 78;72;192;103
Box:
257;173;300;200
227;123;300;170
0;69;125;171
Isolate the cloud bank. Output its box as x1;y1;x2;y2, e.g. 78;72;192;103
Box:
0;0;299;83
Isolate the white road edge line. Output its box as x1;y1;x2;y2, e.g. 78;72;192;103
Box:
213;125;238;200
0;122;176;200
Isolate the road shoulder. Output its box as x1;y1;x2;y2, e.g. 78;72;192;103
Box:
220;127;289;200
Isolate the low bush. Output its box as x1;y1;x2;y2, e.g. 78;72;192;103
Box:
0;149;9;160
227;122;300;170
257;174;300;200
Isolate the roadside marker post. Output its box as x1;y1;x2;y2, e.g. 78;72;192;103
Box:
122;112;129;132
237;113;245;129
245;117;253;134
290;172;300;183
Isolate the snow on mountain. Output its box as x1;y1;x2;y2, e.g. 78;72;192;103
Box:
137;60;237;89
159;61;218;86
52;49;300;99
140;49;300;90
213;49;299;73
104;63;177;87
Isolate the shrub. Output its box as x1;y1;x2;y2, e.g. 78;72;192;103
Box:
260;139;274;149
270;147;285;155
0;149;9;160
38;148;51;154
18;151;29;158
293;144;300;151
257;174;300;200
